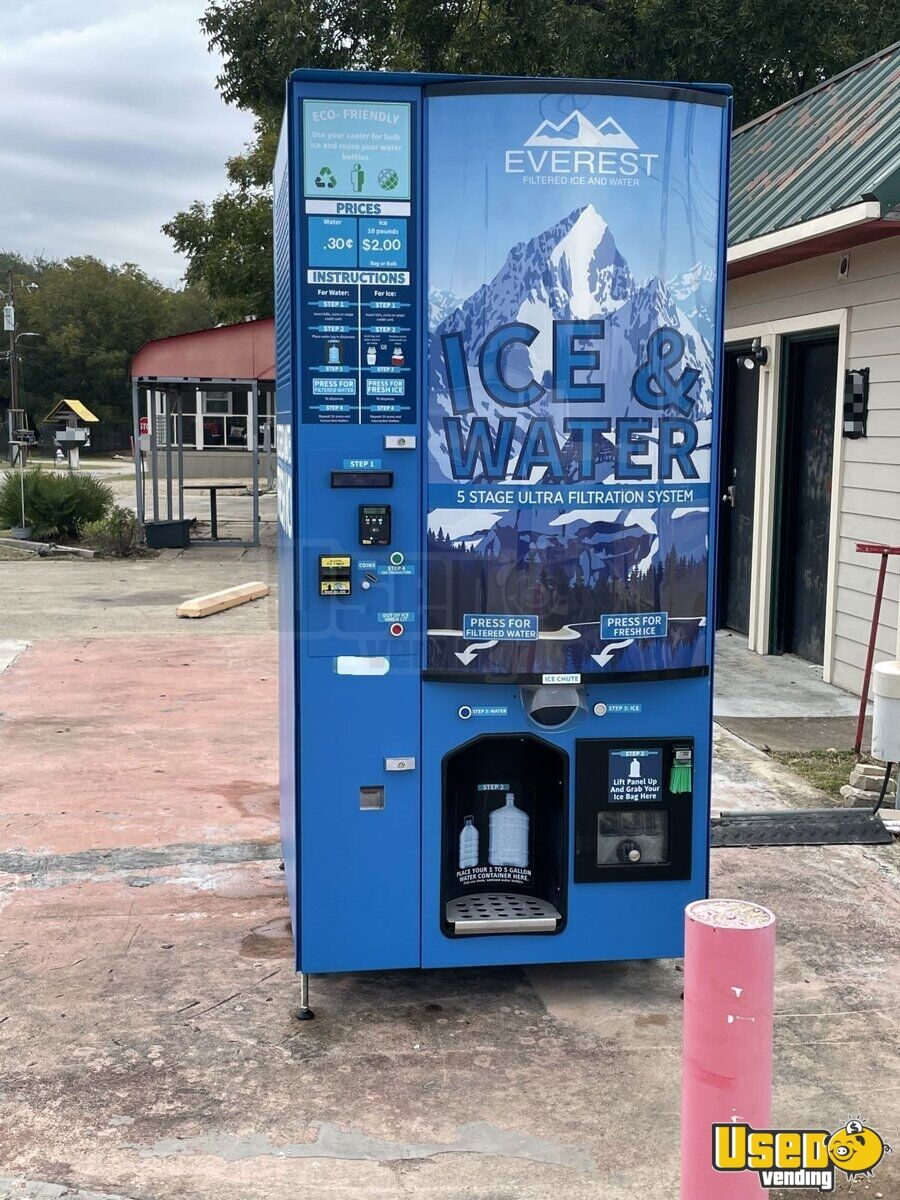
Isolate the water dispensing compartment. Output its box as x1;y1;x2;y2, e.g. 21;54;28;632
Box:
441;734;567;937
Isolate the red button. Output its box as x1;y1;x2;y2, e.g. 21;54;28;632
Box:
390;622;404;637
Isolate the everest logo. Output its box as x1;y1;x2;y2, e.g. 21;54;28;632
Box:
505;111;657;182
525;110;638;150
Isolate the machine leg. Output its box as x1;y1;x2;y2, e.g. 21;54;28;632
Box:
297;972;315;1021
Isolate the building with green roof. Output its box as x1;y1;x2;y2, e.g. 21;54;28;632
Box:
720;41;900;699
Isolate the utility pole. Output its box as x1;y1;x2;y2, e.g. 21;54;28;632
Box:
6;269;18;417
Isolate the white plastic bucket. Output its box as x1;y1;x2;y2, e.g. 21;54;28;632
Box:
872;660;900;762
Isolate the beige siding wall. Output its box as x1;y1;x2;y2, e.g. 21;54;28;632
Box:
725;235;900;696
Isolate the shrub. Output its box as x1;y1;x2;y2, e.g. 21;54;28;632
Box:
0;469;113;540
81;505;146;557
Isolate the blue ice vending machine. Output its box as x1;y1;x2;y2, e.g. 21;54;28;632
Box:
275;69;731;1015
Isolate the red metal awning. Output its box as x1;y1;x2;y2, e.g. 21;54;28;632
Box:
130;318;275;383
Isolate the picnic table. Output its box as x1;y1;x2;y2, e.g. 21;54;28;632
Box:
182;482;247;541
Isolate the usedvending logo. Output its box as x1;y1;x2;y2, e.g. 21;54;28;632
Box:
713;1119;890;1191
506;109;658;181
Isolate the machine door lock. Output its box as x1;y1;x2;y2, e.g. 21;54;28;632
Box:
384;435;416;450
722;485;736;507
384;757;416;772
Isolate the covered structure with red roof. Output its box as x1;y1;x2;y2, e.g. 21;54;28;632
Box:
129;317;276;543
130;318;275;472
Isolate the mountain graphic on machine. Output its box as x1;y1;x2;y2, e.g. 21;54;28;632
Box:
426;204;715;676
524;111;638;149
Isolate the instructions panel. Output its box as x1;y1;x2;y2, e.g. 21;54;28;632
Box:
300;100;417;425
608;748;663;803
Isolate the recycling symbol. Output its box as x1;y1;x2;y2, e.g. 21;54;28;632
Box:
315;166;337;189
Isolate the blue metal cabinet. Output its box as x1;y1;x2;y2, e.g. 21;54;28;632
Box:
276;68;731;989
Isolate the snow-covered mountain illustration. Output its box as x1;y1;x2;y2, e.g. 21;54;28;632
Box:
666;263;717;343
525;111;637;149
428;203;713;482
428;286;464;331
426;203;714;673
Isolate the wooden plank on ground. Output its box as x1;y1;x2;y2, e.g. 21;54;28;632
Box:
176;581;269;619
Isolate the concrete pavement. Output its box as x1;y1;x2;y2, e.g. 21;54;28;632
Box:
3;550;276;641
715;629;873;753
0;552;897;1199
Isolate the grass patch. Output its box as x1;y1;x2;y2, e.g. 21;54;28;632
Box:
770;749;876;800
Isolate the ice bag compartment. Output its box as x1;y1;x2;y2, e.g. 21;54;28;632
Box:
596;809;670;866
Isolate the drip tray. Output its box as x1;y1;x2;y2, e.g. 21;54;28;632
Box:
446;892;561;935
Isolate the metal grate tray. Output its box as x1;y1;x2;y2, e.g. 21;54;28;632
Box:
446;892;561;936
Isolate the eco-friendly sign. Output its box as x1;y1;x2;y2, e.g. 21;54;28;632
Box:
300;99;416;425
302;101;411;200
425;88;727;678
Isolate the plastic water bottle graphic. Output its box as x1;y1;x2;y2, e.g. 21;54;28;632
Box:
458;816;479;870
327;340;340;365
489;792;529;868
351;163;364;193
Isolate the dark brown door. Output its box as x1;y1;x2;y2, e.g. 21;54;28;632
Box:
717;350;759;635
774;334;838;664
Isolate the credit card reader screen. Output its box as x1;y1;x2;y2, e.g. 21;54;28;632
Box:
359;505;392;546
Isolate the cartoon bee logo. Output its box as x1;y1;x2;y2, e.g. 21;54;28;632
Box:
827;1119;891;1179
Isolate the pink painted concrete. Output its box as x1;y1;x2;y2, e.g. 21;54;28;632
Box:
2;636;278;855
680;899;776;1200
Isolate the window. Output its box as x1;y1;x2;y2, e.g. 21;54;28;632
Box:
202;391;230;414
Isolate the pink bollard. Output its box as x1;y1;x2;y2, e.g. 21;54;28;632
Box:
680;898;776;1200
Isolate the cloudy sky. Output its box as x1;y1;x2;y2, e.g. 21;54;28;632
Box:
2;0;256;287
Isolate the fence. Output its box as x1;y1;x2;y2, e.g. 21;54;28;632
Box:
1;421;132;461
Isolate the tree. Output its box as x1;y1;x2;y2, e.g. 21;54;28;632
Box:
162;183;274;326
168;0;900;318
0;253;214;429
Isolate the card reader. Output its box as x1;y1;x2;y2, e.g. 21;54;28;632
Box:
359;504;392;546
